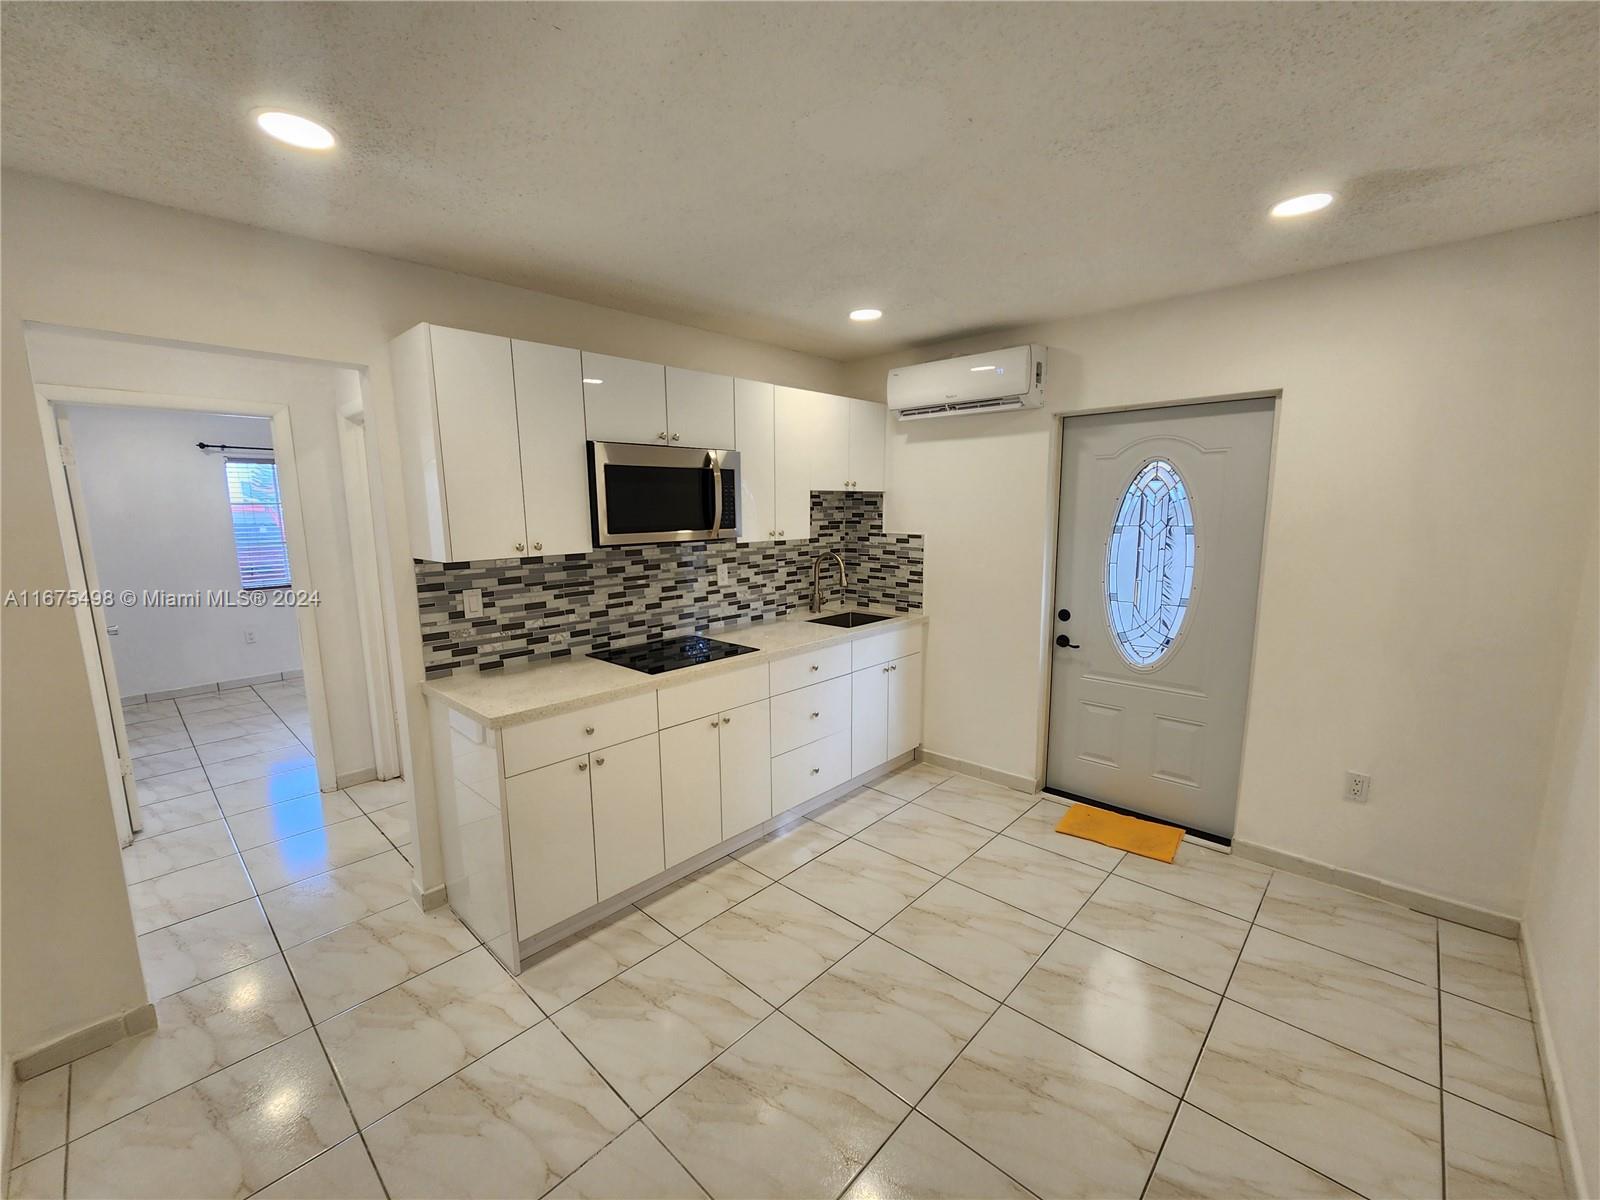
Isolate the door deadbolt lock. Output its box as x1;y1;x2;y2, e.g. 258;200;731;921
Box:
1058;608;1071;622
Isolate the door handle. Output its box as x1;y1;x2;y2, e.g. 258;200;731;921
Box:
1056;634;1081;649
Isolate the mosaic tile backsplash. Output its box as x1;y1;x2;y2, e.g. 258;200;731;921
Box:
416;492;923;677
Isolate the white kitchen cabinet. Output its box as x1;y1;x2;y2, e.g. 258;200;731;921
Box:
513;339;592;558
582;352;668;445
718;699;771;836
589;732;665;898
771;675;851;756
660;716;723;863
849;397;887;491
773;386;814;540
666;367;736;449
734;379;776;542
887;652;923;759
506;756;597;938
812;391;852;492
851;663;891;777
772;730;851;814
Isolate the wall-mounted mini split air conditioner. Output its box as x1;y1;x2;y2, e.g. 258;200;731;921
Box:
886;344;1048;420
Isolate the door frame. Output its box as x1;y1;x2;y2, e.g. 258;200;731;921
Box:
34;382;342;796
1036;389;1283;836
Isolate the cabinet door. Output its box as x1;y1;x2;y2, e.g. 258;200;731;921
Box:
506;756;597;938
659;718;722;864
429;326;527;560
887;652;923;760
773;386;814;540
851;664;890;777
581;353;668;445
719;699;772;837
666;367;736;450
513;339;591;558
589;732;665;898
813;392;852;491
849;397;887;492
734;379;775;542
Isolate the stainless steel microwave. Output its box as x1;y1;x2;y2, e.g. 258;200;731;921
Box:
587;441;740;546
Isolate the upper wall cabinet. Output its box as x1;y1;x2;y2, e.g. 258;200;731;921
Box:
513;340;592;560
734;379;777;542
581;353;668;445
665;367;736;449
848;397;886;491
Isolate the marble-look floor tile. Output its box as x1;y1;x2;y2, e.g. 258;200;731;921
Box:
1186;1000;1441;1199
1439;920;1532;1019
516;906;675;1013
686;882;867;1005
8;1147;64;1200
122;699;179;724
195;728;303;766
1009;929;1219;1094
1441;992;1552;1132
1226;926;1439;1084
1003;798;1127;871
1145;1104;1358;1199
69;956;309;1137
135;767;214;806
1254;872;1437;985
805;784;906;836
1113;842;1272;920
286;900;479;1021
224;791;362;851
10;1065;68;1166
878;879;1057;999
783;838;940;930
552;940;770;1114
636;857;769;936
133;746;202;780
136;897;278;1000
843;1111;1032;1200
319;946;540;1127
204;748;317;789
185;714;294;748
855;804;994;875
546;1123;708;1200
363;1022;634;1199
134;791;224;839
131;727;199;758
647;1013;907;1200
345;777;411;814
950;834;1106;926
65;1030;353;1200
122;819;237;885
783;936;996;1103
731;819;846;879
913;775;1036;832
922;1005;1176;1199
127;854;256;936
252;1136;386;1199
242;815;391;893
1069;875;1248;993
258;851;414;948
212;768;322;816
366;803;412;850
1442;1092;1566;1200
868;760;952;800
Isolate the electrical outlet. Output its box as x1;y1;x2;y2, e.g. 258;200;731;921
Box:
1344;771;1371;803
243;628;257;645
462;588;484;619
716;562;733;589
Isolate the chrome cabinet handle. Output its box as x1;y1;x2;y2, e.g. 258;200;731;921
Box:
656;431;668;440
721;715;731;725
778;529;784;536
514;542;525;552
577;761;588;772
881;666;890;673
890;664;898;672
594;756;605;767
810;711;820;719
709;718;720;728
810;664;819;672
810;766;820;775
584;725;595;735
671;432;681;441
532;541;543;552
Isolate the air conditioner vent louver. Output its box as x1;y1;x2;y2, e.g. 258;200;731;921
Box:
887;345;1047;422
895;396;1028;421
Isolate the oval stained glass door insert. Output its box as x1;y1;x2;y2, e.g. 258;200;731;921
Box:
1104;458;1196;666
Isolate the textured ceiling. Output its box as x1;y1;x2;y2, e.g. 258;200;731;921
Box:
3;2;1595;359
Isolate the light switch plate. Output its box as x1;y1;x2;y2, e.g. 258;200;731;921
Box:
463;588;484;618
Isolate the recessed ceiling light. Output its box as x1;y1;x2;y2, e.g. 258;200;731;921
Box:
582;378;603;385
1269;192;1334;218
848;308;883;322
254;110;337;151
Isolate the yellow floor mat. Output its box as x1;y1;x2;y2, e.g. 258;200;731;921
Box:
1055;803;1184;863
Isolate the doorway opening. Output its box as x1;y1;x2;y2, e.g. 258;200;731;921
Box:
1044;396;1275;840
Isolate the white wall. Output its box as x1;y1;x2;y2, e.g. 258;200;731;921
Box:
844;216;1599;920
0;169;850;1066
1523;525;1598;1198
65;406;301;697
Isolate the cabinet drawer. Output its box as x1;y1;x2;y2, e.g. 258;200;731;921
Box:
501;692;657;777
851;624;923;671
771;730;851;814
770;675;851;756
656;661;768;727
769;642;852;695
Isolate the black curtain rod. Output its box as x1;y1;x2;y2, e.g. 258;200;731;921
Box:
196;441;274;453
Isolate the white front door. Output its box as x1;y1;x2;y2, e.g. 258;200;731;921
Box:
1047;398;1273;838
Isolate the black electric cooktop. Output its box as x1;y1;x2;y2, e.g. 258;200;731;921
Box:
588;633;758;675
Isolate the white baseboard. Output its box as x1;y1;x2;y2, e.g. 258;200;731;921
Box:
412;879;447;912
917;748;1037;795
1232;839;1520;938
133;671;302;704
1521;927;1590;1200
13;1002;157;1080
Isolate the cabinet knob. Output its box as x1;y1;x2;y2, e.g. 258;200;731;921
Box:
594;756;606;767
890;664;898;672
671;433;681;441
657;431;668;440
514;542;525;553
882;666;890;673
778;530;784;537
810;664;820;672
584;725;595;735
577;761;588;772
709;718;720;728
532;541;543;552
809;711;820;719
810;766;820;775
721;715;731;725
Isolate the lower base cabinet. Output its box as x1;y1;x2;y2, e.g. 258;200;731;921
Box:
506;756;598;937
659;698;772;862
772;729;851;814
852;651;922;776
590;732;665;898
888;651;923;759
719;699;772;834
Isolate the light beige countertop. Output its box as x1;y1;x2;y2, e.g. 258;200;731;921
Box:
422;606;928;728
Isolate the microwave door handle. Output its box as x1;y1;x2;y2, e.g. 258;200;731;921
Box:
710;455;723;535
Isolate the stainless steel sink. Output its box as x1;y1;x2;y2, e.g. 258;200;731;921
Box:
808;611;892;628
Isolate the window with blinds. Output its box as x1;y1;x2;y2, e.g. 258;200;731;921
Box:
224;458;291;589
